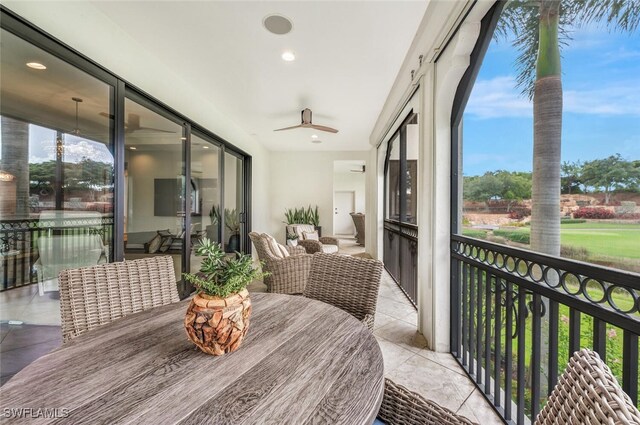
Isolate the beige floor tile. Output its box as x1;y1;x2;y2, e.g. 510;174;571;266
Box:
375;298;417;321
373;312;397;330
456;388;504;424
375;337;416;375
414;349;467;376
374;319;427;353
387;354;477;414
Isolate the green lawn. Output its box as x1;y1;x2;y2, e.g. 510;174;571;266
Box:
463;221;640;262
559;222;640;259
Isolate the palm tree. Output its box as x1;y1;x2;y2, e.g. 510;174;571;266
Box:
497;0;640;256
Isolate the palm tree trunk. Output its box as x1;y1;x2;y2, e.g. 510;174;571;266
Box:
1;116;30;219
531;0;562;257
530;0;562;405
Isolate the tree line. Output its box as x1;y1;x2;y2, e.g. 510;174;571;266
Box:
464;154;640;205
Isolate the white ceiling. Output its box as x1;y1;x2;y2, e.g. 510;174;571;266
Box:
89;1;427;152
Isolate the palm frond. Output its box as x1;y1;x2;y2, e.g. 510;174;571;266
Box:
565;0;640;32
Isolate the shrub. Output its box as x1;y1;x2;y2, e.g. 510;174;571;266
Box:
573;207;614;219
561;245;590;262
560;218;586;224
493;229;530;244
508;207;531;220
462;228;488;239
614;213;640;220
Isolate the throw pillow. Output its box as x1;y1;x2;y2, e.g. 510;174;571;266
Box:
276;243;290;258
146;234;162;254
262;234;284;258
157;230;174;253
303;231;319;241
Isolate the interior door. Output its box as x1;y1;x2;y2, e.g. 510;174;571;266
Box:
334;191;355;235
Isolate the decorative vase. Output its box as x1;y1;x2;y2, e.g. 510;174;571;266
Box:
226;234;240;253
184;289;252;355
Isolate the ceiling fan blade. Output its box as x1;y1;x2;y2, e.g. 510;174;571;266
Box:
99;112;113;119
309;124;338;133
274;124;304;132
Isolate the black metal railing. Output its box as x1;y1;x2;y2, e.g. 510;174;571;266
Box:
1;216;113;290
384;220;418;306
450;235;639;424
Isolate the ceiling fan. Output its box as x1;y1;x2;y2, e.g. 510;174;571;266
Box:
274;108;338;133
350;165;366;173
67;97;104;139
99;112;176;134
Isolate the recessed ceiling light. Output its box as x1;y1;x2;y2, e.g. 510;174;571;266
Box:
312;139;322;144
311;134;318;139
203;146;210;149
281;51;295;62
263;14;293;35
180;137;187;141
26;62;46;70
129;146;137;150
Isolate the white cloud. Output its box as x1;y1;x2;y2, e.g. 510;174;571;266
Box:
466;76;640;119
466;76;532;119
564;83;640;116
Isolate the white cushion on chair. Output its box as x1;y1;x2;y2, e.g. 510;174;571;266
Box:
303;231;319;241
262;234;290;258
322;244;339;254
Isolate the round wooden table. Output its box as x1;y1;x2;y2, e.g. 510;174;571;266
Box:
1;293;384;424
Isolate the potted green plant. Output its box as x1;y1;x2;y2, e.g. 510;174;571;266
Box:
224;208;241;252
286;232;299;247
308;205;321;236
183;238;267;355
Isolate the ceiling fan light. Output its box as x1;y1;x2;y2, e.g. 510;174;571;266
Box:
311;134;318;139
26;62;46;70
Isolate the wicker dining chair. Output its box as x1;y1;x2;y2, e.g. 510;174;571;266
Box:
58;255;180;342
536;348;640;424
378;378;477;425
378;349;640;425
249;232;313;294
303;253;382;331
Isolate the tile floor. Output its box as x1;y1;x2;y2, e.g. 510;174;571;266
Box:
0;237;504;425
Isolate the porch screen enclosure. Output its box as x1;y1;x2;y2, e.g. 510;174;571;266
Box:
383;112;419;305
449;1;640;424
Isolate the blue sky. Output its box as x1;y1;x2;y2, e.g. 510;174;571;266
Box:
463;20;640;176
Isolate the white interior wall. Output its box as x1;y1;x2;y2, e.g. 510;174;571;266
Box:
267;151;368;242
368;0;496;351
6;1;271;236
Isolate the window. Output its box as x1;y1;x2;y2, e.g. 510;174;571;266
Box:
0;28;114;291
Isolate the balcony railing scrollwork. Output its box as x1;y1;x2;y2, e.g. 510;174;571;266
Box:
450;234;639;424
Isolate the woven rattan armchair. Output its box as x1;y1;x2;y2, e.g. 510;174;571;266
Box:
249;232;312;294
303;253;382;331
536;348;640;424
58;256;180;342
378;378;477;425
286;224;339;254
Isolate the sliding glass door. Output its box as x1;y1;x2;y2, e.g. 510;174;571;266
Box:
223;152;245;253
123;97;185;283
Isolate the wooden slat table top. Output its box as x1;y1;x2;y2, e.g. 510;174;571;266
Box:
0;293;384;424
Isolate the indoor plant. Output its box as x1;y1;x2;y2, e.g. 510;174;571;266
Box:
183;237;267;355
224;208;241;252
205;205;221;242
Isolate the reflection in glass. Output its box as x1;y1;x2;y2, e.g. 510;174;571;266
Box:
123;98;184;282
190;135;221;270
0;29;113;309
386;135;400;221
223;153;244;253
